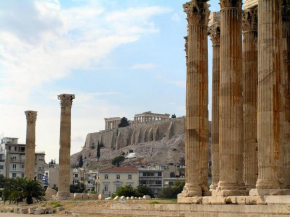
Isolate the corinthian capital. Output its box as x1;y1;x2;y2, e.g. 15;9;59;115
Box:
25;111;37;123
208;12;221;46
220;0;242;9
58;94;75;108
183;0;210;25
242;7;258;32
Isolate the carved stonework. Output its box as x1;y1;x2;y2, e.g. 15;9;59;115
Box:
25;111;37;123
220;0;242;9
58;94;75;108
242;7;258;32
208;26;220;46
184;36;188;64
183;0;210;25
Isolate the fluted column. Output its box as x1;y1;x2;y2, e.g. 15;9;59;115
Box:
178;0;209;201
57;94;75;200
208;12;220;191
282;0;290;189
24;111;37;180
242;7;258;190
214;0;246;196
250;0;284;194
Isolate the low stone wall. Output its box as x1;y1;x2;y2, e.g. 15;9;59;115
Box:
70;203;290;217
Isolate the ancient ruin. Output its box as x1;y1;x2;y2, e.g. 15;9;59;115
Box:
105;117;121;130
24;110;37;180
178;0;290;204
134;111;170;125
57;94;75;200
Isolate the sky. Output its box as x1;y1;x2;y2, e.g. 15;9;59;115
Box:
0;0;220;162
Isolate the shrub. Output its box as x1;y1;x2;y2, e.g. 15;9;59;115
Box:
136;185;154;198
116;185;138;197
158;181;185;199
111;156;125;167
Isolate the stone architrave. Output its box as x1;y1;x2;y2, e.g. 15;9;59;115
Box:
213;0;247;196
281;0;290;189
178;0;209;201
242;7;258;190
250;0;285;195
208;12;220;191
57;94;75;200
24;111;37;180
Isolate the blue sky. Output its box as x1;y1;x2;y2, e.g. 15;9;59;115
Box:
0;0;220;162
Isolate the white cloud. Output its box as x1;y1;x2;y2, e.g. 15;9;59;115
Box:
131;63;158;70
0;0;171;161
172;13;181;22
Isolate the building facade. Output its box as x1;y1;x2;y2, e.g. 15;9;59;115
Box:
97;167;138;197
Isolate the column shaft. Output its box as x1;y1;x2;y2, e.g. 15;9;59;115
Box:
242;8;258;190
24;111;37;180
256;0;283;189
179;0;209;198
208;13;220;190
216;0;246;196
58;94;75;200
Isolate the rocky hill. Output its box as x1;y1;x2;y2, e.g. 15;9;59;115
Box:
70;118;186;170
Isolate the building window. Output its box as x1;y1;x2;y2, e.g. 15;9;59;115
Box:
116;174;120;180
12;173;16;178
21;164;24;168
14;147;17;151
143;172;146;176
158;172;162;177
140;180;146;185
105;174;108;179
21;173;24;178
104;184;108;192
0;165;3;169
156;181;162;185
12;164;16;169
128;174;132;180
38;174;42;180
75;174;78;178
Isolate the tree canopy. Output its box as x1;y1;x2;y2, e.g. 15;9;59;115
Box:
118;117;130;128
78;155;84;168
111;156;125;167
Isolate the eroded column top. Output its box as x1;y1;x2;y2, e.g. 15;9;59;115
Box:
58;94;75;108
183;0;210;25
220;0;242;9
242;7;258;32
25;111;37;123
208;12;221;46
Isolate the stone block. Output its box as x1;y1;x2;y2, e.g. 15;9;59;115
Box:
246;196;266;205
250;189;290;196
126;197;130;200
208;196;226;205
178;196;203;204
57;206;64;212
28;208;35;214
74;193;83;200
143;195;151;200
113;196;119;200
44;187;57;200
20;208;28;214
120;196;125;200
34;208;45;215
236;196;247;205
265;195;290;204
98;194;105;200
131;196;134;200
44;208;54;214
212;189;249;197
88;193;98;200
226;196;237;204
83;193;89;200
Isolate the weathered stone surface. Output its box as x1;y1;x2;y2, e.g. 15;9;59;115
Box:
242;6;258;190
177;196;203;204
74;193;83;200
216;0;246;196
44;187;57;200
143;195;151;200
179;0;210;199
24;110;37;180
58;94;75;200
244;0;258;10
88;193;98;200
113;196;119;201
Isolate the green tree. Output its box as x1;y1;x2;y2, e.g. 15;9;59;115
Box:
78;155;84;168
2;178;45;205
96;141;101;161
118;117;129;128
116;185;137;197
137;185;154;198
171;114;177;118
111;156;125;167
158;181;185;199
70;182;86;193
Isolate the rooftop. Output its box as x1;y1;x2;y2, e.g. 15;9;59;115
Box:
100;167;138;173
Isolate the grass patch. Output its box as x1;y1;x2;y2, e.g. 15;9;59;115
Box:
50;201;62;208
150;201;160;204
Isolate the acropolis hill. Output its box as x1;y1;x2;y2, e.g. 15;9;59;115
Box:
70;112;195;170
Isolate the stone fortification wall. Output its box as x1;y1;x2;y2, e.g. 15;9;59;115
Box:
84;117;185;150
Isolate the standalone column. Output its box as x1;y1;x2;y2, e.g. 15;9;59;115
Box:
24;111;37;180
214;0;247;196
242;7;258;190
57;94;75;200
250;0;284;195
208;12;220;191
282;1;290;189
178;0;209;202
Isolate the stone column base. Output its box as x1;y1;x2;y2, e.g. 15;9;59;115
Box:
249;189;290;196
56;191;72;200
177;195;203;204
212;189;249;197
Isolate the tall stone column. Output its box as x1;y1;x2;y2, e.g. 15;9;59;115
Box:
208;12;220;191
250;0;284;194
57;94;75;200
24;111;37;180
178;0;209;202
242;7;258;190
213;0;247;196
282;0;290;189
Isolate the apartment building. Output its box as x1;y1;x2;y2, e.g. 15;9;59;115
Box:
97;167;138;197
84;170;98;192
138;166;163;197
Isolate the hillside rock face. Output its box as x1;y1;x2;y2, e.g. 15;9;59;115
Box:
71;118;186;170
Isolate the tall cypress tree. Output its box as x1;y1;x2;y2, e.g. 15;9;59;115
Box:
96;141;101;161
